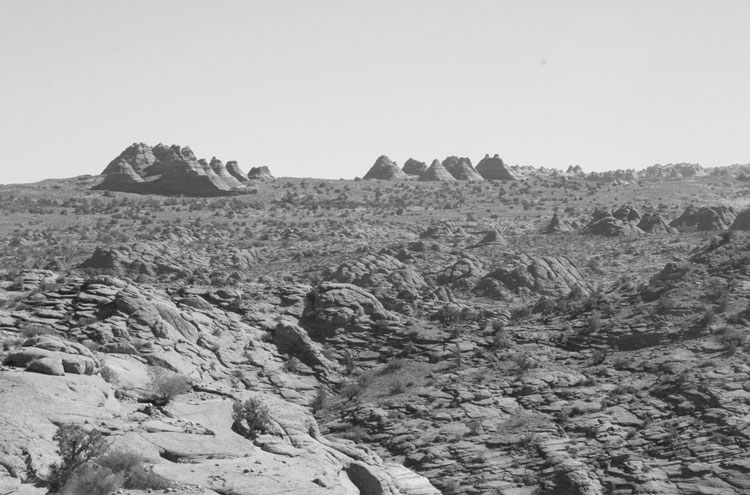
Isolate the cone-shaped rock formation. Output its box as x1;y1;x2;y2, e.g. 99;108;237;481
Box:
247;166;274;180
476;154;517;180
670;205;736;232
443;156;484;181
363;156;407;180
420;159;457;181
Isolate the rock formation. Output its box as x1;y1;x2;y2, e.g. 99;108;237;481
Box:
247;166;275;180
475;154;517;180
582;209;644;236
544;212;573;233
363;156;407;180
669;205;736;232
419;159;457;181
402;158;427;177
475;254;590;299
226;161;248;182
94;143;251;196
638;212;678;234
730;208;750;230
443;157;484;181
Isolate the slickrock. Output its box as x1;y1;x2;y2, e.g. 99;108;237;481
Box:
476;254;590;298
303;282;398;330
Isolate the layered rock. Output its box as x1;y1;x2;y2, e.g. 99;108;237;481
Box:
475;154;517;180
475;254;590;299
226;161;248;182
582;209;643;236
402;158;428;177
419;160;456;181
638;212;678;234
302;282;398;330
247;166;275;180
95;143;249;196
443;157;483;181
364;156;407;180
669;205;736;232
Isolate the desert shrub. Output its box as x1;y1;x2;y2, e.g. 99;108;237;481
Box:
491;327;512;350
512;352;539;373
21;323;55;339
1;336;24;351
97;450;170;490
341;348;355;375
48;424;109;492
340;382;364;401
699;306;715;327
283;356;302;374
60;464;123;495
310;388;328;413
148;367;191;407
99;364;119;385
388;378;406;395
509;305;531;322
380;358;405;374
232;397;271;439
587;312;602;333
720;327;746;355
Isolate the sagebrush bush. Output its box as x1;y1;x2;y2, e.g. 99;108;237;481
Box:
48;424;109;493
232;397;271;439
148;367;191;407
98;450;170;490
60;464;123;495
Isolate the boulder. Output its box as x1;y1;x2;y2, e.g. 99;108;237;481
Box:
363;156;407;180
730;208;750;230
4;335;99;375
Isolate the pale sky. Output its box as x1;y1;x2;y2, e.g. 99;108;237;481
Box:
1;1;749;183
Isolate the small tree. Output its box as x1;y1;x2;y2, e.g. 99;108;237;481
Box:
48;424;109;492
232;398;271;439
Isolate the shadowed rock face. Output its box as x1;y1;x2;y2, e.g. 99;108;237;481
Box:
402;158;427;176
247;166;274;180
476;154;517;180
443;156;483;181
730;208;750;230
420;159;456;181
364;156;407;180
94;143;250;196
669;205;736;232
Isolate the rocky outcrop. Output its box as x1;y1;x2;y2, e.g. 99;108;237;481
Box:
582;210;643;236
475;254;590;298
544;212;573;233
209;157;245;188
364;156;407;180
443;157;483;181
95;143;250;196
247;166;274;180
419;160;456;181
669;205;736;232
475;154;517;180
303;282;397;330
402;158;427;177
226;161;248;182
729;208;750;230
638;212;678;234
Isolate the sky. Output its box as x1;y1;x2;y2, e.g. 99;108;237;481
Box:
1;0;749;183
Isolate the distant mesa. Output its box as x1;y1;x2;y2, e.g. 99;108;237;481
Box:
402;158;427;177
669;205;736;232
247;166;274;180
475;154;517;180
566;165;584;175
363;155;408;180
94;142;268;196
443;156;484;181
420;159;457;181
